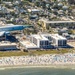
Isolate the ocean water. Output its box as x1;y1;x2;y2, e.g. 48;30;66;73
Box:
0;67;75;75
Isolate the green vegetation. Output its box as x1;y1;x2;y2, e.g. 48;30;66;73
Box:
22;0;29;3
0;49;71;57
69;30;75;34
0;51;28;57
30;49;69;55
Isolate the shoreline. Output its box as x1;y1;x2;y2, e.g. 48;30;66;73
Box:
1;64;75;69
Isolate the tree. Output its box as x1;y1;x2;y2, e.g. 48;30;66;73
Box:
68;0;75;4
42;1;46;9
35;1;40;7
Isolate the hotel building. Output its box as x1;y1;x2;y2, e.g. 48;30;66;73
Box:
20;33;67;50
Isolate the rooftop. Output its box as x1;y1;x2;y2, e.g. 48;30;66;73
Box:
20;40;39;49
31;34;48;41
39;18;75;23
51;34;67;40
30;33;67;40
0;31;5;36
0;24;21;28
0;41;17;46
41;33;66;40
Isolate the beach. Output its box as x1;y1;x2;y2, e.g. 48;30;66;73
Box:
0;53;75;69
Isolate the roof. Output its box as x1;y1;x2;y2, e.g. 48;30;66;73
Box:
0;25;24;31
42;34;51;37
70;35;75;38
31;34;48;41
20;40;39;49
0;41;16;46
30;34;66;40
31;9;40;12
28;9;40;12
0;31;5;36
0;25;22;28
0;25;33;31
0;24;32;28
39;18;75;24
40;33;66;40
51;34;67;40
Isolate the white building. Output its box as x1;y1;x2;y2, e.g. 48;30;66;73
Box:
20;33;67;50
39;18;75;30
29;34;51;49
0;41;18;50
49;34;67;47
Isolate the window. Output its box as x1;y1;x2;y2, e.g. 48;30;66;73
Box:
45;41;49;45
63;40;66;46
58;40;62;46
40;41;44;45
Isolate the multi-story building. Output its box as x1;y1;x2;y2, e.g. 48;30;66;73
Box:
30;34;51;49
39;18;75;30
20;33;67;50
49;34;67;47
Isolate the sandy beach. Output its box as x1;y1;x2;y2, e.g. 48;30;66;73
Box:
0;53;75;69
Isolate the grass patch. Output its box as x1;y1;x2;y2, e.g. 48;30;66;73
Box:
0;51;28;57
0;49;72;57
28;49;69;55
